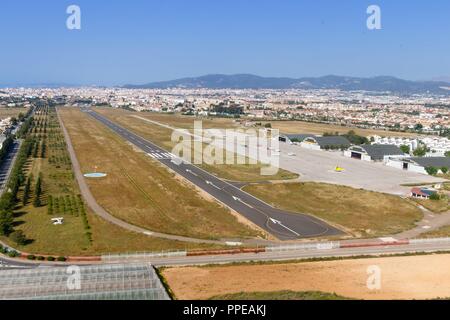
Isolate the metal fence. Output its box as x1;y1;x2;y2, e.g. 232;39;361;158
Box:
266;242;340;252
102;250;187;263
410;237;450;245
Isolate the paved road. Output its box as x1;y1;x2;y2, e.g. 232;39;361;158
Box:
86;109;342;241
97;240;450;267
147;242;450;267
0;255;39;270
0;140;21;195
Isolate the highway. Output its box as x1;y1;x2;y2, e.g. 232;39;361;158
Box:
139;241;450;267
0;140;21;195
85;109;342;241
0;256;39;270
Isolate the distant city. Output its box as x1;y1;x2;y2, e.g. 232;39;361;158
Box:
2;83;449;135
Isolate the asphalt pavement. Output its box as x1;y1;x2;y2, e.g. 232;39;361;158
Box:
0;140;21;195
86;109;342;241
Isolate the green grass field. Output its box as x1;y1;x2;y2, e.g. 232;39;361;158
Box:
243;182;423;237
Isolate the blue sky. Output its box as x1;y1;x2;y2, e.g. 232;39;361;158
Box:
0;0;449;86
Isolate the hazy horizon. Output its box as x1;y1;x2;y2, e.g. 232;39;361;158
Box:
1;0;450;86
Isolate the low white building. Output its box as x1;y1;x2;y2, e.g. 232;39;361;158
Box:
344;144;405;162
386;156;450;175
372;135;450;155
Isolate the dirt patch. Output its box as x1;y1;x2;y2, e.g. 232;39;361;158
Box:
163;254;450;300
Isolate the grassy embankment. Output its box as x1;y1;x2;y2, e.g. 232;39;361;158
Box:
60;107;261;241
243;182;423;237
209;291;350;300
1;106;232;256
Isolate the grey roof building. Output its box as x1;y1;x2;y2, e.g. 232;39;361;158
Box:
309;136;351;149
348;144;405;161
281;134;316;143
409;157;450;168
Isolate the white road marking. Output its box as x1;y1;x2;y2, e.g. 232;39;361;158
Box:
186;169;199;177
206;180;222;190
269;218;300;236
232;196;254;209
379;237;397;243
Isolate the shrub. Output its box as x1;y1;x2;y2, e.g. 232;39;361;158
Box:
441;167;449;175
7;250;20;258
10;230;28;246
57;256;67;262
37;256;45;261
27;255;36;260
425;167;439;176
430;193;441;201
47;256;56;262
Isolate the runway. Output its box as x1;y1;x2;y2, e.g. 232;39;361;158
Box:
85;109;342;241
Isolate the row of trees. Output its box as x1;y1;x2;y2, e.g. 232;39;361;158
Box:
16;116;34;139
33;175;43;207
0;137;14;165
0;137;34;238
425;166;448;176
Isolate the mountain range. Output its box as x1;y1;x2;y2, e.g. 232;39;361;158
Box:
124;74;450;95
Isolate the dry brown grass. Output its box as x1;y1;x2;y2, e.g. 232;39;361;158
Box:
162;254;450;300
420;226;450;239
261;120;419;138
60;108;259;240
0;107;29;119
415;198;449;213
243;182;422;237
95;108;298;182
1;108;226;256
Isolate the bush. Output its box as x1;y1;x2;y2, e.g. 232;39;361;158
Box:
27;255;36;260
425;167;439;176
9;230;28;246
37;256;45;261
441;167;449;175
47;256;56;262
430;193;441;201
57;256;67;262
7;250;20;258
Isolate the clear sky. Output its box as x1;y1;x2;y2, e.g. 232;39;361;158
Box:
1;0;449;86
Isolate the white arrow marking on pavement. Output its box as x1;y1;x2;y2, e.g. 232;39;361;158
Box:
269;218;300;236
186;169;198;177
206;181;222;190
232;196;253;208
